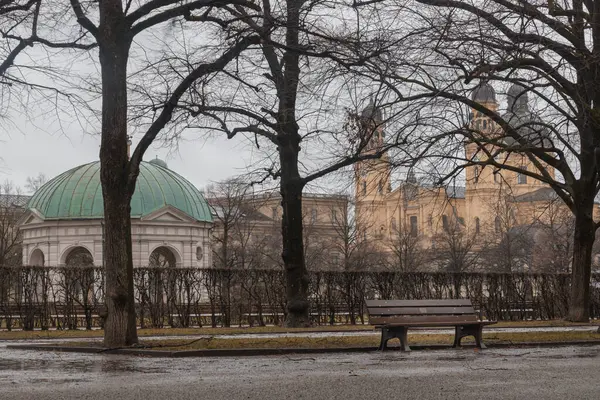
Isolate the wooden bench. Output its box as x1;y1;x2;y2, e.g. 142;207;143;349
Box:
366;299;496;351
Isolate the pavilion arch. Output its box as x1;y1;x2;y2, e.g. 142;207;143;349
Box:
29;248;45;267
148;244;182;268
60;245;94;266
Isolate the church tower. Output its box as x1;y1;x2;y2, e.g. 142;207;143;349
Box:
465;81;556;234
354;99;391;240
465;82;500;190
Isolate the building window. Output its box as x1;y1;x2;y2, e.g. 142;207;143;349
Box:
474;166;480;183
331;209;337;223
410;216;418;237
518;166;528;184
378;181;383;194
362;181;367;195
493;172;499;183
272;207;278;220
391;218;397;231
483;120;487;129
442;215;449;231
428;215;433;231
311;209;317;224
475;217;480;234
494;217;501;233
196;246;203;261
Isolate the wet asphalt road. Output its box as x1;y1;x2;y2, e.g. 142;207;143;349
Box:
0;344;599;400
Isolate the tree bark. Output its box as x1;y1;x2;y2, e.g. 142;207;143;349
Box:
98;1;137;347
568;202;595;322
280;136;310;327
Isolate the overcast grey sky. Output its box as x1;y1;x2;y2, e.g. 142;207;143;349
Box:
0;117;255;194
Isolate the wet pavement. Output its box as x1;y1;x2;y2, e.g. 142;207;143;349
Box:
0;344;599;399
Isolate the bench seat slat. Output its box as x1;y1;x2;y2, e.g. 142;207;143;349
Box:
371;320;496;328
370;315;479;325
367;306;475;316
366;299;472;307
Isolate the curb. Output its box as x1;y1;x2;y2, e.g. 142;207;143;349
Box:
1;324;598;341
7;340;600;358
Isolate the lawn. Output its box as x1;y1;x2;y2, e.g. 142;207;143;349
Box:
54;330;600;351
1;319;598;344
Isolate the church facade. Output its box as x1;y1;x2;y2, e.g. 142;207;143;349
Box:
354;83;599;270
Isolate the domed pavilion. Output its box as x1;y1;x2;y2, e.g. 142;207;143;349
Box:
18;159;212;268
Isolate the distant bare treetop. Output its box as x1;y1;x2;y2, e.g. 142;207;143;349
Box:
25;172;47;193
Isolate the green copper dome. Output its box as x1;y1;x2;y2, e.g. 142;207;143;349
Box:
28;161;212;222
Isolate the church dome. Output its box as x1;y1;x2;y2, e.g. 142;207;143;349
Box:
361;98;383;123
27;161;212;222
471;82;497;103
500;84;552;148
148;157;169;169
507;83;529;112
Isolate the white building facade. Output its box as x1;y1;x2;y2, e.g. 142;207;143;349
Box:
18;159;213;269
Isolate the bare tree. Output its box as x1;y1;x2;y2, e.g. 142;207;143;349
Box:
9;0;264;346
432;216;481;273
533;202;575;273
326;197;384;271
364;0;600;320
24;173;47;193
388;222;426;272
0;181;25;266
206;179;253;270
169;0;419;325
0;0;40;82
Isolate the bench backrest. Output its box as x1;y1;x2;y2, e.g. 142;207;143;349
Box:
366;299;478;325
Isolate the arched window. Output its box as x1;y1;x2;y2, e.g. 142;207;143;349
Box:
63;247;94;306
442;215;449;231
494;217;501;233
65;247;93;266
149;246;177;269
410;216;418;237
30;249;45;267
471;156;480;183
475;217;480;234
148;246;178;306
517;165;528;184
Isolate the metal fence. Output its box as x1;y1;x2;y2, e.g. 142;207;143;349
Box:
1;266;599;330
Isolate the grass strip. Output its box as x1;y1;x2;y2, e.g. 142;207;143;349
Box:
1;319;597;341
58;330;600;351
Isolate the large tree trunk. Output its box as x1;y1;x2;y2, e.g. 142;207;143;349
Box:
98;4;137;346
280;136;310;327
568;203;595;322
